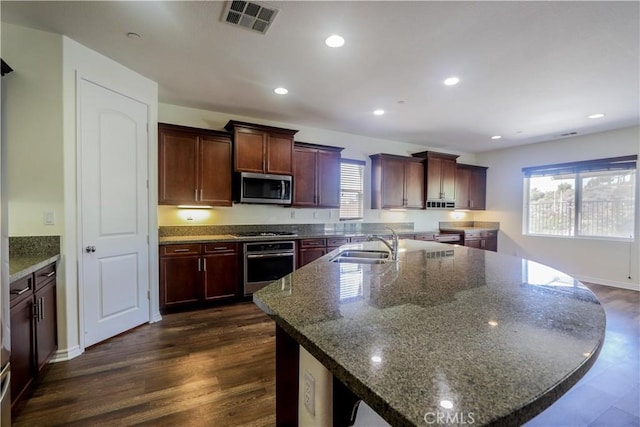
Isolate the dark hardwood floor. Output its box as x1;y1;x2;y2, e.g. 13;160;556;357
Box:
12;283;639;426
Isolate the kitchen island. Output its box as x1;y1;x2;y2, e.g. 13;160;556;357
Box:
253;239;606;426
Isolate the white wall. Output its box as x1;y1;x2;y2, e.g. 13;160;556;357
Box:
61;37;159;358
476;126;640;290
1;23;64;236
158;103;479;230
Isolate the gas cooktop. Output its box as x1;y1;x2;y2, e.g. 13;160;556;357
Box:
233;231;298;237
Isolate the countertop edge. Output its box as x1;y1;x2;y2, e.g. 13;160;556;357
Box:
10;254;60;283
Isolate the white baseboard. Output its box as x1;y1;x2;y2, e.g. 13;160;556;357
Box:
150;312;162;323
574;275;640;292
50;345;83;363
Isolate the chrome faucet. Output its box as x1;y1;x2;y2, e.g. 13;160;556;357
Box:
367;226;399;260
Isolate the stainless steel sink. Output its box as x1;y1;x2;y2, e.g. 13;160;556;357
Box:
330;250;390;264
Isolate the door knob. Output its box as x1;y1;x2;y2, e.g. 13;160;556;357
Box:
86;246;96;253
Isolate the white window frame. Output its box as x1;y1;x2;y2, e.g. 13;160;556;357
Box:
339;159;365;220
523;156;637;240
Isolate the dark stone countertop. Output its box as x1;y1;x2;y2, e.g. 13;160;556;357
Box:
253;240;605;426
10;253;60;282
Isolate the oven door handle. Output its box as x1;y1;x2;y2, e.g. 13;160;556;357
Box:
280;180;286;200
247;253;294;259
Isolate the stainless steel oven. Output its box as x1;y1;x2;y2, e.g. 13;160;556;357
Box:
243;241;296;296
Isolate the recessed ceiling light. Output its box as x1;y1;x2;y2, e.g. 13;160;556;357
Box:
274;87;288;95
371;355;382;363
588;113;605;119
126;32;141;39
444;77;460;86
325;35;345;48
373;109;385;116
491;135;502;140
439;400;454;410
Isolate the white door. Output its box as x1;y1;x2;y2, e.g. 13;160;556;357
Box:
79;78;149;347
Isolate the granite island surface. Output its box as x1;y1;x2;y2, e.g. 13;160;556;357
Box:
253;239;606;426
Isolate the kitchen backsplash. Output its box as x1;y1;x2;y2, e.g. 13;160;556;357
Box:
9;235;60;257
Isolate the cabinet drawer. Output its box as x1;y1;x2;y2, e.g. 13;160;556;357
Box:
349;236;369;243
414;233;435;241
10;275;33;305
300;238;326;248
34;263;56;288
161;244;201;256
326;237;349;247
480;230;497;238
203;243;237;254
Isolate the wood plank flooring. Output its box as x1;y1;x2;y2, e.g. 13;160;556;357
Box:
12;283;640;426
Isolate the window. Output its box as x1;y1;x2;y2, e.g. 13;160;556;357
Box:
523;156;637;239
340;159;365;220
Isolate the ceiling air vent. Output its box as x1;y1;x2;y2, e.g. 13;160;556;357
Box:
222;1;279;35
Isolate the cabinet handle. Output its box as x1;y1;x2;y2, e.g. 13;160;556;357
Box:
11;287;30;295
197;258;201;272
42;271;55;278
173;248;190;253
213;247;227;250
195;189;198;201
39;298;44;321
200;189;203;200
203;258;206;272
33;302;39;319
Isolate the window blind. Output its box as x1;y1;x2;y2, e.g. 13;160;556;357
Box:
522;155;637;178
340;159;365;220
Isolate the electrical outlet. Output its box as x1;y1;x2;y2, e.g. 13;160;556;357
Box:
303;370;315;416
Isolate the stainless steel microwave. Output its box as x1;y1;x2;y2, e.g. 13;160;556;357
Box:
239;172;292;205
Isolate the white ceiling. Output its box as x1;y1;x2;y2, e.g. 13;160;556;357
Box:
2;1;639;153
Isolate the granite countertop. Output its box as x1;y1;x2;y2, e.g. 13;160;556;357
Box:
159;230;438;245
10;253;60;282
439;226;498;232
253;240;605;426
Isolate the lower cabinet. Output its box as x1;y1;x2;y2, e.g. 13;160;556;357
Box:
160;243;239;312
10;263;58;411
298;239;327;268
463;230;498;252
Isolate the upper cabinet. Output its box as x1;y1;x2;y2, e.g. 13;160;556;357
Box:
412;151;459;208
293;142;344;208
225;121;298;175
158;123;232;206
455;164;488;210
370;154;425;209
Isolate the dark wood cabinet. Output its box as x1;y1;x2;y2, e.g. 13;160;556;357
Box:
10;263;57;411
158;123;232;206
203;243;239;301
293;142;343;208
370;154;425;209
159;243;239;312
225;121;298;175
413;151;459;208
462;230;498;252
455;164;488;210
298;238;327;268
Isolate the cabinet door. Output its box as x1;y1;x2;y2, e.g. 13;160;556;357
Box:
160;256;201;310
404;161;425;208
464;239;482;249
203;252;238;301
292;147;317;207
10;295;34;405
35;281;57;373
298;248;327;268
266;133;293;175
235;130;265;173
441;157;457;200
426;156;444;200
200;135;232;206
381;157;406;208
483;237;498;252
317;150;341;208
469;167;487;210
158;128;198;204
455;167;471;209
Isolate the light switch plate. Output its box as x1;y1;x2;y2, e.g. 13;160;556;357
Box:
43;210;56;225
303;370;315;416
